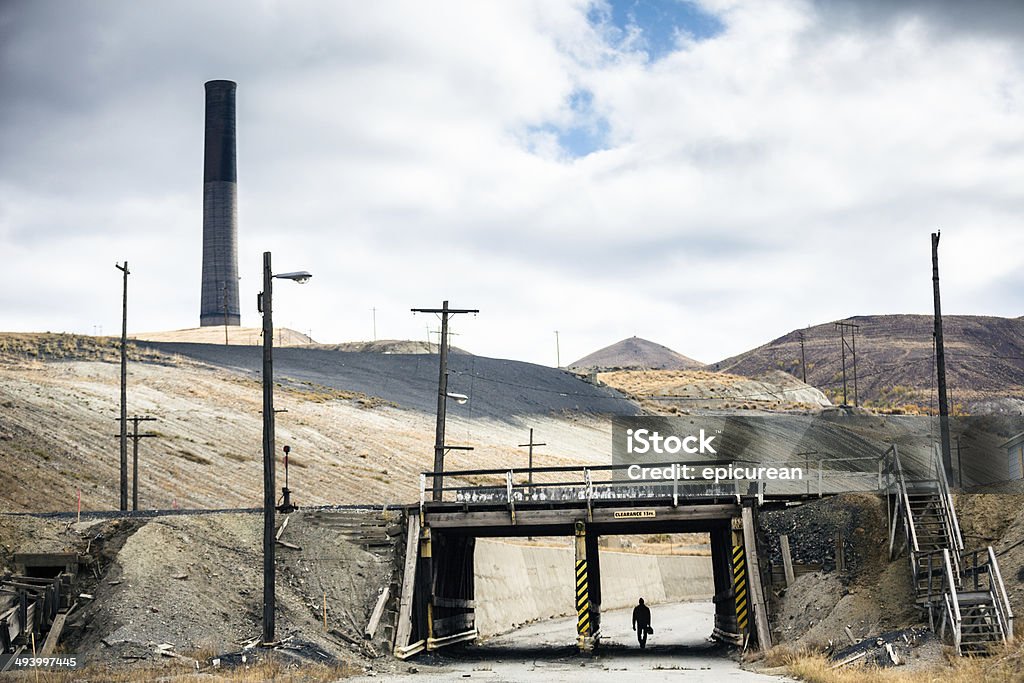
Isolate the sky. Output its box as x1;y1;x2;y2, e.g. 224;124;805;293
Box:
1;0;1022;367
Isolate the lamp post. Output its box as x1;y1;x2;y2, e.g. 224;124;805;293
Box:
116;261;129;511
259;251;311;645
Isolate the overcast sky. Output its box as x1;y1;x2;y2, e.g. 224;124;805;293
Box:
1;0;1022;366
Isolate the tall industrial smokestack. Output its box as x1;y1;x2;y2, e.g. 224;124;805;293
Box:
200;79;240;327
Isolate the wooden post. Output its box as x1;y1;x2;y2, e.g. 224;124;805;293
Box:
741;507;772;648
393;515;421;652
835;530;846;572
365;586;392;640
779;534;795;587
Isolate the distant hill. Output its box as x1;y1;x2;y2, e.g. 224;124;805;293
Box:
713;315;1024;413
569;337;704;371
598;368;831;413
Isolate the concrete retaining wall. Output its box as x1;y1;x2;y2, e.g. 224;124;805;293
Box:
474;539;714;637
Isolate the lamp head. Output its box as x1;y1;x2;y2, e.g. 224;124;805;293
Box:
446;392;469;405
274;271;312;284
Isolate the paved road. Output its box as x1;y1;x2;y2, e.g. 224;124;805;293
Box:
359;601;792;682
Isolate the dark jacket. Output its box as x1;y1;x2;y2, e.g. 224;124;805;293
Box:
632;603;651;629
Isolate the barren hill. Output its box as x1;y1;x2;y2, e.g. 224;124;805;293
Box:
714;315;1024;413
569;336;704;371
0;333;638;512
598;368;831;413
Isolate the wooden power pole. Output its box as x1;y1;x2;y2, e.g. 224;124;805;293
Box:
932;232;953;483
411;301;479;501
115;415;157;511
518;428;546;495
797;330;807;383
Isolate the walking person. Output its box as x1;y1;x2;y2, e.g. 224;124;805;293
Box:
631;597;652;648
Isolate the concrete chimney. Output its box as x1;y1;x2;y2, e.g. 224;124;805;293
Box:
200;80;240;327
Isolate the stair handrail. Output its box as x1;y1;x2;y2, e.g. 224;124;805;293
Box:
887;445;922;588
942;548;963;654
944;591;962;655
932;445;964;579
988;546;1014;644
888;445;920;554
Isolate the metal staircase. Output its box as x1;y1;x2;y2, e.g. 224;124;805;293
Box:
883;445;1013;655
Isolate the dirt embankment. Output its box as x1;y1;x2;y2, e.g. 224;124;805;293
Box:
763;494;919;647
956;493;1024;618
2;509;404;675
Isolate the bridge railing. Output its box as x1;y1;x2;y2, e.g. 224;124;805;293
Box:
420;454;896;507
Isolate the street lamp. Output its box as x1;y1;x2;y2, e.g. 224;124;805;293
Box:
259;251;311;645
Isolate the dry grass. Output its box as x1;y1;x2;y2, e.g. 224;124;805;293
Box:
2;656;359;682
755;642;1024;683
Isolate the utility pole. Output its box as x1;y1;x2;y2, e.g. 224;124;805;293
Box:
518;428;546;495
115;416;157;511
797;330;807;383
955;436;967;489
261;251;276;644
834;321;860;406
555;331;561;369
371;307;377;342
116;261;129;511
932;231;953;483
411;301;479;501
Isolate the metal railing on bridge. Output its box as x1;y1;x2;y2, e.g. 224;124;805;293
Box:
420;454;897;511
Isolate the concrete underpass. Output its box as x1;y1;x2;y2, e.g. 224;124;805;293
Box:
391;495;779;663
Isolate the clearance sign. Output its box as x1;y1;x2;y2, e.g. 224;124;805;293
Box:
613;509;656;519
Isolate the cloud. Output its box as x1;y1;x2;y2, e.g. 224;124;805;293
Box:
0;0;1022;368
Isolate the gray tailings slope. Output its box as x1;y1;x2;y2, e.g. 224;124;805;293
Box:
140;342;641;420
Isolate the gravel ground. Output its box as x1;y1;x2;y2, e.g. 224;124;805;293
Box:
760;493;888;574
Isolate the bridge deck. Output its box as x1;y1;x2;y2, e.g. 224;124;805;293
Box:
415;493;819;536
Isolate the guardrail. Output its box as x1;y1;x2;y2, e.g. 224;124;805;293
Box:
943;549;961;654
420;453;908;512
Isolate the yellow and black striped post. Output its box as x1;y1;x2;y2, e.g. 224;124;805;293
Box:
574;519;596;649
576;557;590;637
732;543;749;635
